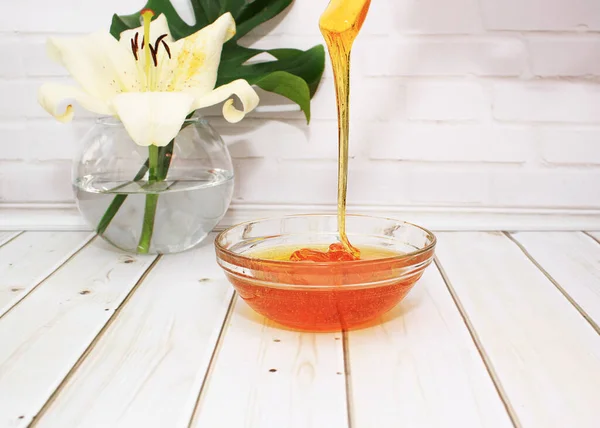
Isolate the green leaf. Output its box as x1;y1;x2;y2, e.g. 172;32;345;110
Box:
254;71;311;123
110;14;139;38
195;1;221;24
217;45;325;97
233;0;293;40
109;0;325;115
219;44;264;66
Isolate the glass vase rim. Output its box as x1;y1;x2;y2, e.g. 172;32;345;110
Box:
215;213;437;267
94;115;206;127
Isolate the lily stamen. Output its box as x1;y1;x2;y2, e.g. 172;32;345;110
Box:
130;32;141;61
130;39;137;60
154;34;171;59
130;32;172;64
162;40;171;59
130;33;139;60
149;44;158;66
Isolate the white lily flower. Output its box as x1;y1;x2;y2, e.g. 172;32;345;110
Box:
38;11;260;147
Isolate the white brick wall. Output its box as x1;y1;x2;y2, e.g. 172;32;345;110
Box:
528;36;600;77
367;124;535;163
1;0;600;211
493;82;600;124
480;0;600;31
540;128;600;165
406;82;487;121
358;37;527;77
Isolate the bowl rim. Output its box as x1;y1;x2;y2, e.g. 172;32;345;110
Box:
214;213;437;267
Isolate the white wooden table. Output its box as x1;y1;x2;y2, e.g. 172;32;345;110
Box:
1;230;600;428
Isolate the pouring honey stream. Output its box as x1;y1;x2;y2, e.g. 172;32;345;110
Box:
287;0;372;262
243;0;397;265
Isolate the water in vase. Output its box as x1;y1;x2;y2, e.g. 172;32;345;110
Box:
74;168;234;254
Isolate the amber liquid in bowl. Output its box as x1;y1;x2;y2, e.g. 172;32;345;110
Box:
221;243;431;332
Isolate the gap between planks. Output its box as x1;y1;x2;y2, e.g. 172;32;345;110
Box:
186;293;238;428
0;231;24;248
583;231;600;246
0;233;96;321
434;257;521;428
189;296;349;428
505;232;600;336
342;330;354;428
29;255;163;427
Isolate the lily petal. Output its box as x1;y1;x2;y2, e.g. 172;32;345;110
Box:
112;92;195;147
166;12;236;94
47;32;141;101
38;83;113;122
189;79;260;123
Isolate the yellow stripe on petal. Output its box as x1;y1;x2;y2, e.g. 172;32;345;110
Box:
189;79;259;123
38;83;113;122
168;12;237;94
112;92;195;147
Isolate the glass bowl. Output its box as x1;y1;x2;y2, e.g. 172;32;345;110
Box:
214;214;436;332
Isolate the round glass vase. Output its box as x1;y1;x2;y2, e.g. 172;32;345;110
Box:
73;116;234;255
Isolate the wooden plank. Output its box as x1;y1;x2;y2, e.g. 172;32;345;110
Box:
347;266;514;428
435;232;600;428
511;232;600;331
35;238;234;428
0;231;93;316
190;298;348;428
0;239;157;428
0;231;21;247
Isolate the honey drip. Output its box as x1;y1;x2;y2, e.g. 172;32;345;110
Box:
290;0;371;262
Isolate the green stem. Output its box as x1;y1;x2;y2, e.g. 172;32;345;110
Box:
148;144;159;183
96;140;175;236
96;159;149;235
157;142;174;180
137;193;159;253
95;114;191;239
137;145;160;254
